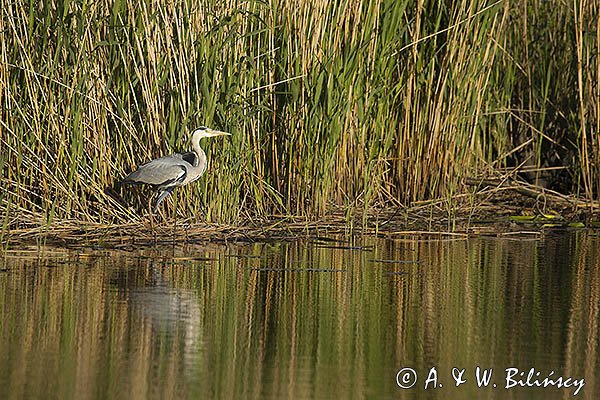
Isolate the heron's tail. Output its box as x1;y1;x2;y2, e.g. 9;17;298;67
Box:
122;170;144;185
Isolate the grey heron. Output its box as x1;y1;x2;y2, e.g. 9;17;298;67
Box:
123;126;230;213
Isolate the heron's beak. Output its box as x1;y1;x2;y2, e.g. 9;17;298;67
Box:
205;128;231;137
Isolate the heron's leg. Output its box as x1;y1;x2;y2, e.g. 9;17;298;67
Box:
153;187;175;213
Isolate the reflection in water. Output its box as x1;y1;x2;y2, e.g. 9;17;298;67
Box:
119;262;204;375
0;233;598;399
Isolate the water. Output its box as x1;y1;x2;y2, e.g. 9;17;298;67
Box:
0;233;598;399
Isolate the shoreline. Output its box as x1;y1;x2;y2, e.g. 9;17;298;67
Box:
2;185;599;250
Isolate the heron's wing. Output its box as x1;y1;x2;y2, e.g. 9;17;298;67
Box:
123;154;188;188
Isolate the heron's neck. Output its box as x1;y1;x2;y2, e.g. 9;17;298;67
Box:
192;139;206;168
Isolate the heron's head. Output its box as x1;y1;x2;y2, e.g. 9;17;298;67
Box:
191;126;231;143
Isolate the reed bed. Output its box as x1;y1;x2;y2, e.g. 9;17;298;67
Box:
1;0;598;231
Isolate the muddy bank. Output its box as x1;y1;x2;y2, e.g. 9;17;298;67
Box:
2;180;598;250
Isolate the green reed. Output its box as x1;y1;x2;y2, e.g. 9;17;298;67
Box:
0;0;598;226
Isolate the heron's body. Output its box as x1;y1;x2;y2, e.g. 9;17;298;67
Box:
123;127;229;212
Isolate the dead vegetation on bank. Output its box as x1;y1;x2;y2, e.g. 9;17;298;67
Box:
2;174;598;249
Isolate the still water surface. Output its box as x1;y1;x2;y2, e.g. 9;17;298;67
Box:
0;233;599;399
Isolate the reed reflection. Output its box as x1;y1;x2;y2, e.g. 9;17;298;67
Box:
0;233;598;399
